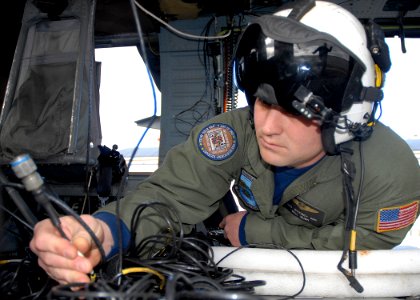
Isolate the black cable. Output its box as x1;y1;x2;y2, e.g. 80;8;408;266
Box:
0;182;25;189
0;170;38;227
173;16;218;136
0;203;34;231
129;201;184;258
47;201;267;299
0;255;51;299
352;142;365;230
111;166;128;285
174;98;213;136
336;144;364;293
46;193;106;263
109;1;160;284
216;243;306;299
84;1;94;215
48;235;267;299
1;258;27;292
200;16;219;115
178;289;266;300
20;277;53;300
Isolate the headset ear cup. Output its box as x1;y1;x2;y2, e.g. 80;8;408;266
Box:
374;64;384;88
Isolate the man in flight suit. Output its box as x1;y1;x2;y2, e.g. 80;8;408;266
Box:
30;1;420;285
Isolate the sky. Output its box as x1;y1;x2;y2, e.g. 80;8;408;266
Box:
95;37;420;154
95;46;161;152
379;37;420;139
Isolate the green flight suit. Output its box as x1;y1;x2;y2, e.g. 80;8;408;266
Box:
99;107;420;250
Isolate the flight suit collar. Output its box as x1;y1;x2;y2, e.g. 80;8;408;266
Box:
244;124;344;216
282;154;342;202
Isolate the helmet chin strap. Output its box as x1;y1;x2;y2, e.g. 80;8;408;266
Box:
321;114;341;155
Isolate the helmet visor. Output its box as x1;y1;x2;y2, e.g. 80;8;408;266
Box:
234;16;365;114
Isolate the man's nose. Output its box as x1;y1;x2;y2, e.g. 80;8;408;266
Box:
262;106;286;134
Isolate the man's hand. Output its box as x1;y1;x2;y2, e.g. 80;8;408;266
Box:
219;211;247;246
30;215;113;285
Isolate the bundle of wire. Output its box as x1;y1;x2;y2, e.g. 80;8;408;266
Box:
0;256;53;299
48;201;267;299
1;173;305;299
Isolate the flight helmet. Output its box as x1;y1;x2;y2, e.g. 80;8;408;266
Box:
234;0;390;154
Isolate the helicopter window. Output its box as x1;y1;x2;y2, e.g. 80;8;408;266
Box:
95;46;161;174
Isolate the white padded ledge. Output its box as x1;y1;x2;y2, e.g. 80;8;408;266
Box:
212;247;420;298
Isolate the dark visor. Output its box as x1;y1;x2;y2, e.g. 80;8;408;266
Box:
234;15;365;114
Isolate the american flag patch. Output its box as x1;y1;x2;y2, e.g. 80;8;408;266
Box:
376;201;419;233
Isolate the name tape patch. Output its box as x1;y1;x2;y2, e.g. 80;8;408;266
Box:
197;123;237;161
376;200;419;233
285;198;325;227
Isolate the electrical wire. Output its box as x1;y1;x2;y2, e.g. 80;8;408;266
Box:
48;243;268;299
46;193;106;263
352;142;365;230
47;201;271;299
103;0;161;285
0;255;52;299
0;182;24;189
134;0;231;41
174;99;213;136
0;176;54;299
84;13;94;215
199;16;221;115
0;170;38;227
215;243;306;299
80;168;94;214
336;143;364;293
38;197;309;299
173;16;220;136
129;201;184;258
125;202;284;297
0;203;34;231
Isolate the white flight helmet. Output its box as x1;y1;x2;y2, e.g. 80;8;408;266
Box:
234;0;389;154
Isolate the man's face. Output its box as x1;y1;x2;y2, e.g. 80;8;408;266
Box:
253;98;326;168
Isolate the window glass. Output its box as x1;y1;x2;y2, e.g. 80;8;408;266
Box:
95;46;161;173
381;38;420;147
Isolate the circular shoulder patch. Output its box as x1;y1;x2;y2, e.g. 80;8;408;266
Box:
197;123;238;161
